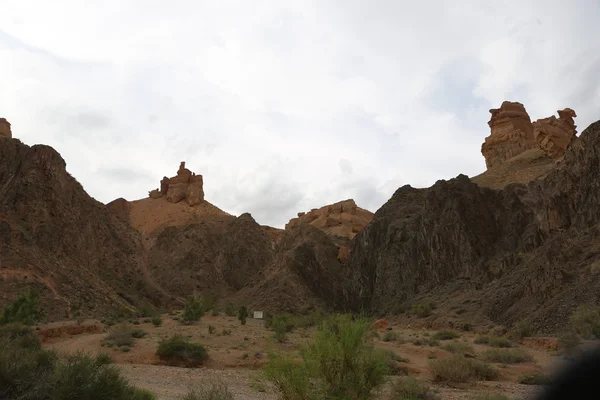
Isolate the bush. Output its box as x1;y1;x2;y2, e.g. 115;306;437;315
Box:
509;319;533;341
558;330;580;354
178;381;233;400
225;302;237;317
102;326;145;348
474;335;512;348
156;335;208;367
391;377;439;400
151;315;162;327
272;315;292;343
221;329;232;336
181;295;205;325
131;329;148;338
0;288;45;325
481;348;533;364
411;301;434;318
442;342;474;354
429;354;497;383
238;306;248;325
518;374;551;385
382;331;398;342
0;327;154;400
265;314;388;399
208;325;216;334
432;330;459;340
570;304;600;339
95;352;113;365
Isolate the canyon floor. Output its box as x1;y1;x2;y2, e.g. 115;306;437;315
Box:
37;312;592;400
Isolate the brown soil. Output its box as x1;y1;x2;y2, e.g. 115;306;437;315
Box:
42;316;562;400
129;197;231;235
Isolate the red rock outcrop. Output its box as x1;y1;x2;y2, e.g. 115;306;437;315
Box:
285;199;373;240
0;118;12;139
481;102;578;169
149;162;205;206
481;102;535;169
533;108;578;158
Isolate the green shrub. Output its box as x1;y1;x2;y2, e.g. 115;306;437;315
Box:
429;354;497;383
208;325;216;334
0;288;45;325
388;351;409;363
265;314;388;399
225;302;237;317
178;381;233;400
442;342;474;354
95;352;113;365
272;315;291;343
571;304;600;339
432;330;459;340
102;325;145;348
518;374;551;385
382;331;398;342
221;329;232;336
157;335;208;367
0;328;154;400
391;377;439;400
131;329;148;339
211;307;220;316
238;306;248;325
474;335;512;348
411;301;434;318
481;348;533;364
151;315;162;327
181;294;205;325
509;319;533;341
558;330;580;354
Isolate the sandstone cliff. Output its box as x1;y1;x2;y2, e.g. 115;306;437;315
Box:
0;118;12;139
533;108;578;158
0;137;166;321
149;162;205;206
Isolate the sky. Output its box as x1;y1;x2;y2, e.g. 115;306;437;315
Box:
1;0;599;228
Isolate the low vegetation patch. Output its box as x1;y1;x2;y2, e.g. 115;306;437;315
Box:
178;381;233;400
411;300;435;318
474;335;512;348
102;326;146;349
151;315;162;327
509;319;533;341
558;330;580;355
391;377;439;400
481;348;533;364
382;331;399;342
265;314;388;399
432;330;459;340
442;342;474;354
518;374;552;385
156;335;208;367
429;354;497;384
0;324;154;399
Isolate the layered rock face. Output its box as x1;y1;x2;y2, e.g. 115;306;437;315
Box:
149;162;205;206
481;102;578;169
533;108;578;158
0;118;12;139
344;119;600;332
481;102;535;169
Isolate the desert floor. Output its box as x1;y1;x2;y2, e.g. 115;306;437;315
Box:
38;313;588;400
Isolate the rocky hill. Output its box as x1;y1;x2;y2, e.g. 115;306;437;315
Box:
0;134;168;321
343;104;600;333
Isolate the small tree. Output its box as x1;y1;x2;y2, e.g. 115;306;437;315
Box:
225;302;236;316
180;294;204;325
238;306;248;325
0;288;45;325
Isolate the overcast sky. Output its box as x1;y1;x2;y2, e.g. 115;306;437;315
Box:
1;1;599;227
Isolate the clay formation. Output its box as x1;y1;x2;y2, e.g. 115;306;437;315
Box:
148;162;205;206
533;108;578;158
0;118;12;139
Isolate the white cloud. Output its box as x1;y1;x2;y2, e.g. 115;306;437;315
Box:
1;0;599;227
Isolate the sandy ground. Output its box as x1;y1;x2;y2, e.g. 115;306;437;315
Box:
40;314;573;400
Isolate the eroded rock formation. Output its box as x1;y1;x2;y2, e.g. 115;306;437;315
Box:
149;162;205;206
533;108;578;158
481;102;578;169
285;199;373;240
0;118;12;139
481;102;535;169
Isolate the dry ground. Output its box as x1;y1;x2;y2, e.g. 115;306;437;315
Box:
38;313;578;400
